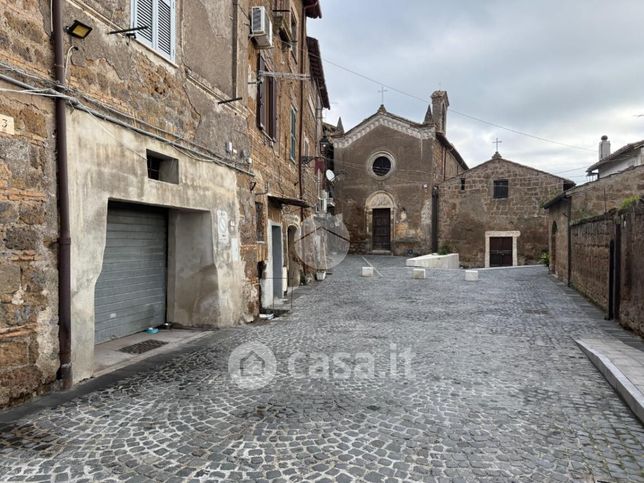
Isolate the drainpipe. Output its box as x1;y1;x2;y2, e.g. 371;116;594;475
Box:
232;0;238;96
297;4;307;222
53;0;72;388
431;186;439;253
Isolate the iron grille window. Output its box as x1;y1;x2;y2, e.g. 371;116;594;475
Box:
132;0;176;60
147;151;178;184
493;179;509;199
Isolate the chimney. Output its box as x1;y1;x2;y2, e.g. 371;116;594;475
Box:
431;90;449;134
599;135;611;160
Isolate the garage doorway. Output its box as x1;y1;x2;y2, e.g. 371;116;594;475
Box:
94;203;168;344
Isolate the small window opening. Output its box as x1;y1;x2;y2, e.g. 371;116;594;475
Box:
147;151;179;184
460;178;466;191
493;179;509;199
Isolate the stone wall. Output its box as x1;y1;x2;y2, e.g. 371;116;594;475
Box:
439;156;567;268
619;204;644;336
547;164;644;284
569;215;613;310
0;94;59;407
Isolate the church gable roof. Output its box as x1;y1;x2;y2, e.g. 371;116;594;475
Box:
332;105;434;149
452;153;574;185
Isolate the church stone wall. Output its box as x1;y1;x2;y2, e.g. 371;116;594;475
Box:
438;157;566;268
335;124;435;255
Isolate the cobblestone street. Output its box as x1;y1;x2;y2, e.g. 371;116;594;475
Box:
1;256;643;482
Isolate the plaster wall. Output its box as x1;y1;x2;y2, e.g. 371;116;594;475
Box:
67;110;244;382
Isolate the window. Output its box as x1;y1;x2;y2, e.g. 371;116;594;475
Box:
257;56;278;139
147;150;179;184
290;107;297;162
493;179;509;199
372;156;392;177
460;178;466;191
255;202;265;241
133;0;176;61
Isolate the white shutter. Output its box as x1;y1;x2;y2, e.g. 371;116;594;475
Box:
157;0;174;59
135;0;153;43
132;0;175;60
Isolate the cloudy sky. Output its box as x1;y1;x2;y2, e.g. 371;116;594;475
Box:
308;0;644;184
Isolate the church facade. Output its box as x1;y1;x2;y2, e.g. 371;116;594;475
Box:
331;91;467;255
330;91;574;266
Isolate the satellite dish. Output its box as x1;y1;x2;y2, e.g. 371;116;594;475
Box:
325;169;336;182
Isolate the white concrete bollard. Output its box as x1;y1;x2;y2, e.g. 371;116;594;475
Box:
361;266;374;277
465;270;479;281
412;268;426;279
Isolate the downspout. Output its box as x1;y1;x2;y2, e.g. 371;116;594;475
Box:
431;186;439;253
297;5;307;222
53;0;72;388
232;0;239;96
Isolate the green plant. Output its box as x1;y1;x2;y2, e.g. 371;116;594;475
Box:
438;245;452;255
539;251;550;267
620;195;641;210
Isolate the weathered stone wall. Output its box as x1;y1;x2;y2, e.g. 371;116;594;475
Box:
0;2;59;407
243;0;325;308
619;204;644;336
569;165;644;223
547;164;644;284
0;90;59;408
569;215;613;310
439;157;566;268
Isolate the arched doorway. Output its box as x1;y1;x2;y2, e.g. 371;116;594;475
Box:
550;221;558;274
365;191;396;253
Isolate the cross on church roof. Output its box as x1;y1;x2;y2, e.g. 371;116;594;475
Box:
378;86;388;105
493;137;502;155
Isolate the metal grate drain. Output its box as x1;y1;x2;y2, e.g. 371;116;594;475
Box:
119;339;168;354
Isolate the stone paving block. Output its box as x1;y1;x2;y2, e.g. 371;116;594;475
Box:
411;268;426;279
465;270;479;281
0;256;642;481
361;266;374;277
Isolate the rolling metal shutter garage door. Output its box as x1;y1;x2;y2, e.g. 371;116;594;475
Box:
94;204;168;344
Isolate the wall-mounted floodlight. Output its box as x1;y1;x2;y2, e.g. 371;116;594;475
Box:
65;20;93;39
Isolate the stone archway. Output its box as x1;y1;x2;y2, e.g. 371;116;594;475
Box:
365;191;396;252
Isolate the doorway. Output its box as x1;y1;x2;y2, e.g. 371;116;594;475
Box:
372;208;391;251
489;237;513;267
271;225;283;299
550;221;558;273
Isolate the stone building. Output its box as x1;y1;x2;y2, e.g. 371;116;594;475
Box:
587;136;644;179
0;0;329;407
332;92;467;255
544;157;644;336
545;162;644;283
437;153;574;268
243;0;329;310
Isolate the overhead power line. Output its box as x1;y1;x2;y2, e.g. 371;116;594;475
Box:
316;55;594;153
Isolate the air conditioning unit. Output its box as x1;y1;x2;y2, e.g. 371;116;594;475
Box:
251;6;273;49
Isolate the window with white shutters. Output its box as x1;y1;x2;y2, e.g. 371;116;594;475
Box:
132;0;176;61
